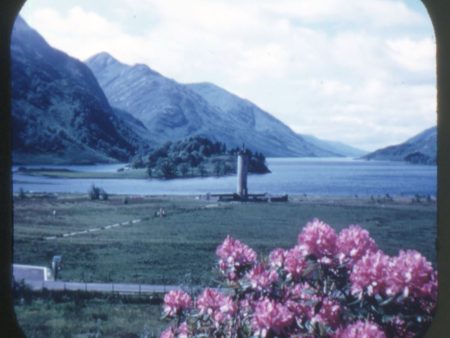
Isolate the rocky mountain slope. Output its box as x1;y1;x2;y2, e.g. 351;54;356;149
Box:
87;54;340;157
363;126;436;164
11;17;149;164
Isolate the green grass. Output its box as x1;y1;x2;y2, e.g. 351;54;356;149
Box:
14;291;166;338
13;194;437;285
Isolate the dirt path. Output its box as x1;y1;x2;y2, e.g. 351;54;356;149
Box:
43;217;147;240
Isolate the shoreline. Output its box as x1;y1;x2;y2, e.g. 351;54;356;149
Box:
13;191;436;207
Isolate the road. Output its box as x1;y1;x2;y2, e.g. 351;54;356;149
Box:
23;280;184;294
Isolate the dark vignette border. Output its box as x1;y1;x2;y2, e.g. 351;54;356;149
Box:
0;1;448;337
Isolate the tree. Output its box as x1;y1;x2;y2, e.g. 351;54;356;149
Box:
160;160;177;179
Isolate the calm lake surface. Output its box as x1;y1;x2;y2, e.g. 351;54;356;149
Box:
12;158;437;197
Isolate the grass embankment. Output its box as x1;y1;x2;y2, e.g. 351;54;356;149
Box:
14;290;165;338
14;194;436;285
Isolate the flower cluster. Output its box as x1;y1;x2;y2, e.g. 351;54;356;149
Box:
161;219;437;337
252;298;293;336
298;218;338;262
333;320;386;338
350;250;391;297
246;263;278;291
160;322;189;338
387;250;438;301
196;288;236;324
283;245;308;279
350;249;438;310
163;290;192;317
216;235;257;281
337;225;378;265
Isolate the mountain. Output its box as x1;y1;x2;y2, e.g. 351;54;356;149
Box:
86;53;339;157
362;126;436;164
300;134;367;158
186;82;340;157
11;17;150;164
85;53;241;150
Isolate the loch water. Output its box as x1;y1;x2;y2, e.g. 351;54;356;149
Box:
12;158;437;197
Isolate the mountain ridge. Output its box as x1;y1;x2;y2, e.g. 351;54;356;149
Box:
362;126;436;164
11;16;150;164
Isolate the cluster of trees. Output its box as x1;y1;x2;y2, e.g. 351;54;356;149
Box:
132;137;269;179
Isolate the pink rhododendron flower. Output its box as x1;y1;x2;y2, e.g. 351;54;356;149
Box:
350;250;391;297
284;245;308;279
269;248;286;269
216;235;257;280
284;282;318;319
386;250;437;300
298;219;338;260
163;290;192;317
311;297;341;329
160;322;190;338
337;225;378;265
196;288;236;324
160;327;175;338
333;320;386;338
247;263;278;290
176;322;190;338
252;298;294;336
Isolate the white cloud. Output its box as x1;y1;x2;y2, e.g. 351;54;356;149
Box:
387;38;435;72
260;0;425;27
24;7;149;64
18;0;436;151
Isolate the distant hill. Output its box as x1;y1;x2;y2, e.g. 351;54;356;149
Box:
11;17;150;164
363;126;436;164
299;134;367;158
86;53;340;157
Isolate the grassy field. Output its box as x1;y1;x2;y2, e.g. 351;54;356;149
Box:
13;194;437;285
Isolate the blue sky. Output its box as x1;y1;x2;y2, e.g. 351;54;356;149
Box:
19;0;436;151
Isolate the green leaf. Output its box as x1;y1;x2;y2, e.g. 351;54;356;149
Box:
379;296;395;307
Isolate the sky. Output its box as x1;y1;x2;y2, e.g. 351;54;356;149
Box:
19;0;436;151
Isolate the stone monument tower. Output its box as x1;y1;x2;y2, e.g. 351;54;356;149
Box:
237;147;249;200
